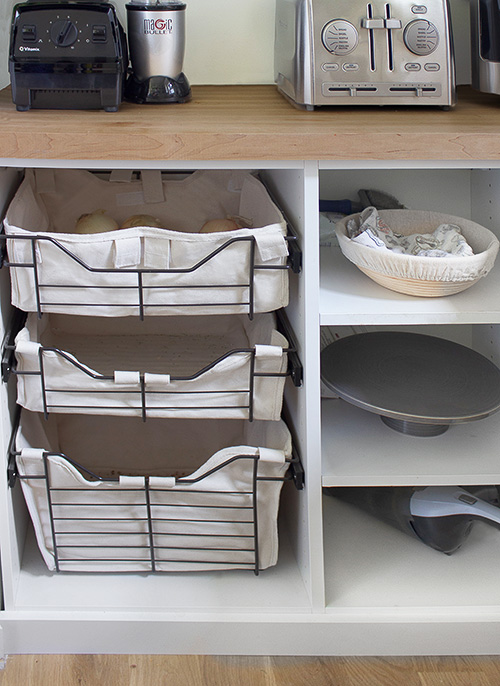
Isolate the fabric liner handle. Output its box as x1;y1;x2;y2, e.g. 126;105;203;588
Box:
109;170;134;184
119;475;146;487
149;476;176;489
20;448;46;460
114;371;141;385
34;169;56;195
254;229;289;261
258;447;286;464
113;371;172;385
113;235;142;269
141;170;165;204
143;235;170;269
144;373;171;386
15;340;42;356
254;344;284;359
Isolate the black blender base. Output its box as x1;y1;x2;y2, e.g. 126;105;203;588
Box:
125;73;191;104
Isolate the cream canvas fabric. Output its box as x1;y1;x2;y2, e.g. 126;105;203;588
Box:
15;312;288;420
5;169;289;316
16;413;292;573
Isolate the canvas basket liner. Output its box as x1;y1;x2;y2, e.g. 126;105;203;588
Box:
15;412;292;573
14;312;288;421
4;169;289;316
335;210;499;283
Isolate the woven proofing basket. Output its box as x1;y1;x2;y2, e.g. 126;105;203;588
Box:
335;210;500;297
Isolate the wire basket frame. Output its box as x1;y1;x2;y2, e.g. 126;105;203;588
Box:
0;230;301;320
2;309;303;421
19;345;288;422
8;421;303;574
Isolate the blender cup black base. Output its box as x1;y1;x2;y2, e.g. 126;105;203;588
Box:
124;72;191;104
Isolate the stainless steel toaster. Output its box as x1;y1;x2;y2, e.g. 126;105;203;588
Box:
274;0;455;108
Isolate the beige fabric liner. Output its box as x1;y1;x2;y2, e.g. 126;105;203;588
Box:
15;313;288;420
36;314;267;378
16;414;292;572
5;169;290;316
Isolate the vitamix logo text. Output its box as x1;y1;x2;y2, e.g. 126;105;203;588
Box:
143;18;173;35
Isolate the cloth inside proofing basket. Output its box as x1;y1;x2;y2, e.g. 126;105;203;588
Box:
347;207;474;257
335;210;500;282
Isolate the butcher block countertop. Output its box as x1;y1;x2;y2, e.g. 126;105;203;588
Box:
1;84;500;162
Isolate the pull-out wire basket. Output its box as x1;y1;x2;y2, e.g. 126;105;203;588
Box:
2;309;302;421
0;230;301;319
1;169;302;319
8;410;304;574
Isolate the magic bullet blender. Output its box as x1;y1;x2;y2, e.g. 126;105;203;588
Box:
125;0;191;103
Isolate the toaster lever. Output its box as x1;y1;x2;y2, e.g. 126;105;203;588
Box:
361;18;385;29
385;18;402;29
361;18;402;30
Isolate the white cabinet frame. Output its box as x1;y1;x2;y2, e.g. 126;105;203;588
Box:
1;158;500;656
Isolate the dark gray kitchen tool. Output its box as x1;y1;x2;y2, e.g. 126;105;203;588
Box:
326;486;500;554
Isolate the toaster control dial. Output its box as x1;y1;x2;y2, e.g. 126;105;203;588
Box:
322;20;358;56
403;20;439;56
50;20;79;48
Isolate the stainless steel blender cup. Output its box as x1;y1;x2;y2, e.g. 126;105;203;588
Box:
125;0;191;103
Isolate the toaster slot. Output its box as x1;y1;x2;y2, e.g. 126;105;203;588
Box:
385;4;394;72
367;4;376;72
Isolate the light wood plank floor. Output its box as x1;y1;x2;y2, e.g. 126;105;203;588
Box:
0;655;499;686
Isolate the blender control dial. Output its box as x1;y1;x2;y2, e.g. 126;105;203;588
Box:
50;19;78;47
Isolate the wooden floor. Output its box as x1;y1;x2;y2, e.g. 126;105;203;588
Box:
0;655;499;686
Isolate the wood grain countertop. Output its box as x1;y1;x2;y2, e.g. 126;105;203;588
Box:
1;84;500;162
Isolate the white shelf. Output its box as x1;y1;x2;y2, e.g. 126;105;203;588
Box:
11;523;311;614
322;399;500;486
323;494;500;610
320;245;500;326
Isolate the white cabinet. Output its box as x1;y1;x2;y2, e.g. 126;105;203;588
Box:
1;157;500;655
319;163;500;642
0;162;320;654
